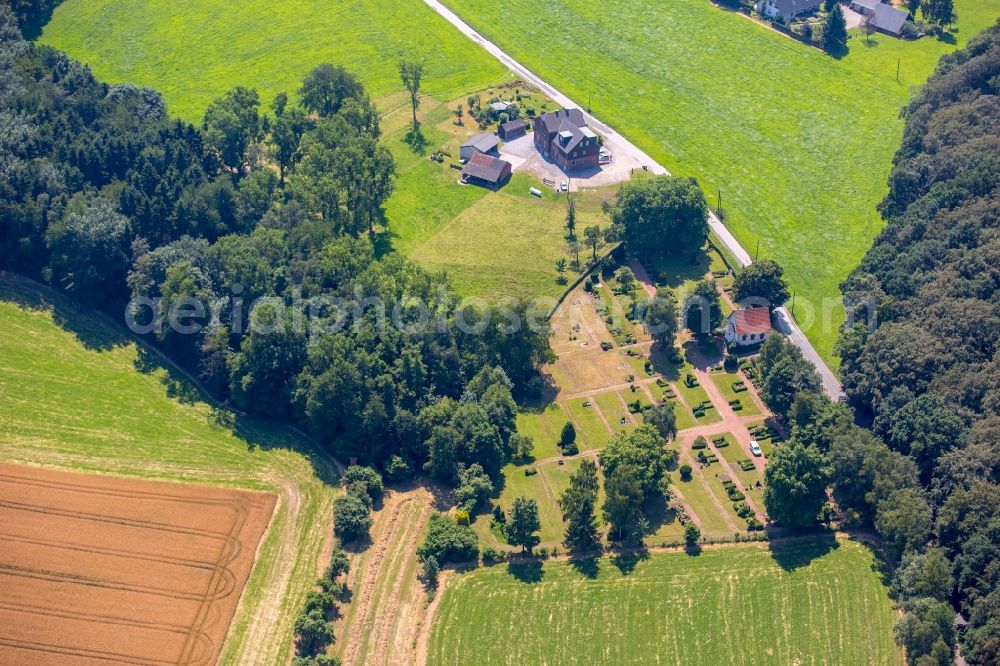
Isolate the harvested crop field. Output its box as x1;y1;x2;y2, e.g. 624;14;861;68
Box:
0;462;276;666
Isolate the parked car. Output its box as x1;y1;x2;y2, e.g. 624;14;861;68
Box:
560;180;568;192
750;440;762;457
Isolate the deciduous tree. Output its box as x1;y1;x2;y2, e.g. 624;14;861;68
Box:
398;60;423;128
299;63;363;117
731;259;789;309
507;497;541;553
607;175;708;258
643;287;678;346
202;86;262;174
763;440;831;528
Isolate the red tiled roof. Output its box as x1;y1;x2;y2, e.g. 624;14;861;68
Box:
462;152;510;183
731;308;772;335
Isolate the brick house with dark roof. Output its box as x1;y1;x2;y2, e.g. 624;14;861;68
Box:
461;152;512;190
533;108;600;171
725;308;773;347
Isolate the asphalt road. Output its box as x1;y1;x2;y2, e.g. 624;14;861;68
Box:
422;0;845;400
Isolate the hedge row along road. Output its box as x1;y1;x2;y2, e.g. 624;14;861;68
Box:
422;0;844;400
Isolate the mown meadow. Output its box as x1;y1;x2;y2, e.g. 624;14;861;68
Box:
429;538;903;665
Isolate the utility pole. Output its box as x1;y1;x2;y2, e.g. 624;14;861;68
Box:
896;58;900;83
755;239;760;261
717;189;722;215
791;290;796;316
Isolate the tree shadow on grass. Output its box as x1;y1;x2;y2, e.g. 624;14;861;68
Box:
768;530;839;571
937;30;957;45
370;228;395;259
610;549;649;576
642;493;677;537
0;274;130;352
507;560;543;583
569;557;601;579
134;347;201;405
404;124;429;155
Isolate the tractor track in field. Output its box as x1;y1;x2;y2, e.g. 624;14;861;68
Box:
341;488;434;666
341;493;410;666
370;494;432;666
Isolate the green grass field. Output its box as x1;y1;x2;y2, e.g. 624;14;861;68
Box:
429;538;902;665
0;275;338;666
516;403;570;460
594;390;634;433
475;457;588;546
407;173;606;302
675;468;733;535
440;0;1000;364
565;398;611;451
709;369;762;417
39;0;508;121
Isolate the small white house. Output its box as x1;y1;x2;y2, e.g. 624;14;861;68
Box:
725;308;773;347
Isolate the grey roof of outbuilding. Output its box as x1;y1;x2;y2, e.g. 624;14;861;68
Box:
500;118;528;132
770;0;822;16
875;2;910;35
462;152;510;183
461;133;501;152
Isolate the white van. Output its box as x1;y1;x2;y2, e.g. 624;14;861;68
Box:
750;440;762;457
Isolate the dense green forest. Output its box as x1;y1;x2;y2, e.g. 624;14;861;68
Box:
0;5;549;489
836;22;1000;664
753;22;1000;664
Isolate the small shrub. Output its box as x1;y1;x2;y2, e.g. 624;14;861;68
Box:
421;555;440;589
692;436;708;450
679;463;693;481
